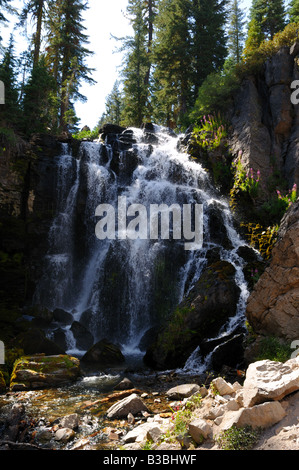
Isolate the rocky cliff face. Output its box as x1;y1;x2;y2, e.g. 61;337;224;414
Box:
246;199;299;342
229;44;299;190
0;133;80;344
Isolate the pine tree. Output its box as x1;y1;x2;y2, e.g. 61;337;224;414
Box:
191;0;228;98
152;0;193;127
226;0;246;65
46;0;95;134
289;0;299;22
0;36;20;126
243;18;264;57
22;56;58;135
99;81;124;126
120;0;154;127
19;0;50;67
0;0;13;43
248;0;286;40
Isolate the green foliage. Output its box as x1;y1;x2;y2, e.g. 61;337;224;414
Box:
289;0;299;22
73;126;99;141
0;347;24;385
192;114;227;151
46;0;95;133
217;425;260;450
255;336;293;362
241;223;279;260
98;81;124;127
226;0;246;65
248;0;286;40
0;36;20;127
22;56;58;136
173;408;192;435
231;155;261;201
190;66;241;118
119;0;154;127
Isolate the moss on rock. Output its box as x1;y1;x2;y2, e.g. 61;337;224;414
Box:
10;354;81;391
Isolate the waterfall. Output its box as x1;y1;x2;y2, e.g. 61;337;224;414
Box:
34;126;252;367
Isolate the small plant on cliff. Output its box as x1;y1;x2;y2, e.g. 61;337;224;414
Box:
192;113;227;151
216;425;260;450
256;336;293;363
231;154;261;201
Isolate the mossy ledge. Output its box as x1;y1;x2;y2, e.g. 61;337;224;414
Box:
10;354;81;391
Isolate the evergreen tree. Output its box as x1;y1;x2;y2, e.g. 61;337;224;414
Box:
0;36;20;126
248;0;286;40
191;0;228;98
0;0;13;43
226;0;246;65
99;81;124;126
152;0;193;127
120;0;154;127
289;0;299;22
46;0;95;134
243;17;264;57
19;0;50;67
22;56;58;135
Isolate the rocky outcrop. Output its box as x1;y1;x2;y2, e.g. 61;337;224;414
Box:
246;199;299;341
229;44;299;190
116;357;299;450
10;354;81;391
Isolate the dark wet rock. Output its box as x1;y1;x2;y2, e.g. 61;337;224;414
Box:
14;328;65;356
53;309;73;325
144;261;241;370
70;321;94;351
81;339;125;368
52;327;68;351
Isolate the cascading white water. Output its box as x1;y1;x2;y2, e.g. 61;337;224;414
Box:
34;126;252;368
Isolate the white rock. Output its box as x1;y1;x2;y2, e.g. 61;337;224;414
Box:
211;377;235;396
243;359;299;407
123;423;163;443
166;384;201;400
106;393;149;419
189;418;212;443
218;401;286;432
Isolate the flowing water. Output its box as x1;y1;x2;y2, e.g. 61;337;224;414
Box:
33;126;251;370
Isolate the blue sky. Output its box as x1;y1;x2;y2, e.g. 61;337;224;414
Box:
2;0;252;129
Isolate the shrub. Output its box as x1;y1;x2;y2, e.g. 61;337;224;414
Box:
217;425;260;450
256;336;293;362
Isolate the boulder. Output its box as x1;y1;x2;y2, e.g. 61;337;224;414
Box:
166;384;201;400
58;413;79;430
218;401;286;432
114;377;135;391
242;358;299;407
70;321;94;350
246;200;299;342
188;418;212;442
53;308;73;324
81;339;125;368
106;393;149;419
54;428;76;443
10;354;81;391
211;377;235;396
123;423;161;444
14;328;65;356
